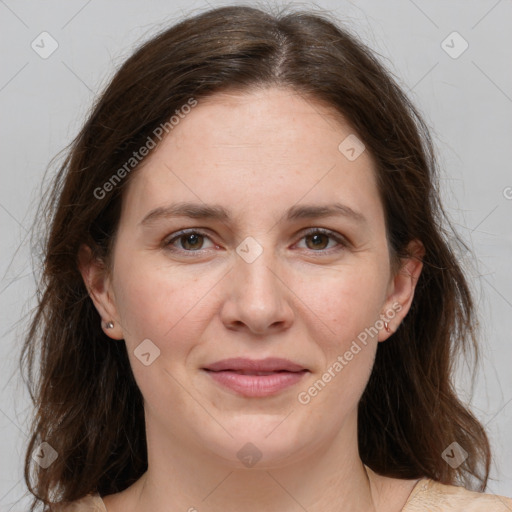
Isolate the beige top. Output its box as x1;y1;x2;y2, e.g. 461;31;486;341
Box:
57;478;512;511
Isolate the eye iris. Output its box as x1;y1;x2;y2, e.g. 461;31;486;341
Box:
306;233;329;250
181;233;203;250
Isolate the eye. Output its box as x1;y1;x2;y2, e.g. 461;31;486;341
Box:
295;228;348;252
164;229;216;253
163;227;348;256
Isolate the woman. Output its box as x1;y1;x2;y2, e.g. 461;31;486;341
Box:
22;5;512;511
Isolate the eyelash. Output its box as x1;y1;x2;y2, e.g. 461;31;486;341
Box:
163;228;349;256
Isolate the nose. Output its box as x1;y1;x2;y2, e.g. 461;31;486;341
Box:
220;247;294;336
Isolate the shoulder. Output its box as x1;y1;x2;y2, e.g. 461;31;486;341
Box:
403;478;512;511
52;493;106;512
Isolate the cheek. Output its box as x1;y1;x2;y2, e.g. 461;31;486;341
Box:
290;262;386;412
295;262;388;347
294;271;382;417
111;257;219;411
112;254;219;356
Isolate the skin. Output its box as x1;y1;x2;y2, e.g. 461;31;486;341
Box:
80;86;425;512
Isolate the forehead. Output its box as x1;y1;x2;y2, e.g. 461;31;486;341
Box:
120;87;383;229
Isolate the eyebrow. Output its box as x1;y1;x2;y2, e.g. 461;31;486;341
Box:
139;201;367;226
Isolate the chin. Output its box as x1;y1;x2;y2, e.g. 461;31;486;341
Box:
195;415;316;469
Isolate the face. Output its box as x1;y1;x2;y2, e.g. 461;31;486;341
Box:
84;87;422;468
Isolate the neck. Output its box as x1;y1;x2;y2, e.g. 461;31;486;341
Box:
128;414;382;512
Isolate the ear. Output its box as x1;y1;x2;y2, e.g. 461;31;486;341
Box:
77;244;124;340
378;239;425;342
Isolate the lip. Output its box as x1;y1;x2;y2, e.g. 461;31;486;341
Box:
204;357;307;373
202;358;309;397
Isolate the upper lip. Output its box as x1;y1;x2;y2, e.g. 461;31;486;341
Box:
203;357;308;372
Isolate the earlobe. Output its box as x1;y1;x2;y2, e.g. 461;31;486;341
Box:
379;239;425;342
77;244;124;340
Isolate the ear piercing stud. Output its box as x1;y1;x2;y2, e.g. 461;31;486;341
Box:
384;321;391;333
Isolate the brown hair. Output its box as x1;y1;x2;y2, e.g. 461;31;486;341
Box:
21;4;491;510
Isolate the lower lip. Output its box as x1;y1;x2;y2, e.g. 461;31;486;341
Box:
204;370;308;397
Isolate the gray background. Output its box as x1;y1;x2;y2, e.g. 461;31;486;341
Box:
1;0;511;509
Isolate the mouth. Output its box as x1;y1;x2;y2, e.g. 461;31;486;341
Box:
202;358;310;397
210;370;301;375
